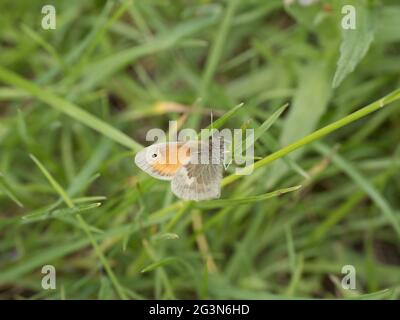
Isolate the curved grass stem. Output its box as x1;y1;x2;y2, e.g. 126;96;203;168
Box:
222;87;400;187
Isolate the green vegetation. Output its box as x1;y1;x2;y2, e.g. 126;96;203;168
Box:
0;0;399;299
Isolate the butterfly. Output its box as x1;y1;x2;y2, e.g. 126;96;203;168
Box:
134;134;224;201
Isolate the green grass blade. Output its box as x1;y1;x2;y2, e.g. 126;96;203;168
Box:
332;2;375;88
202;102;244;132
314;143;400;238
199;0;240;99
236;103;288;154
29;154;74;208
196;185;301;209
82;15;218;91
0;66;142;151
29;154;128;300
141;257;180;273
0;173;24;207
222;87;400;186
22;202;102;222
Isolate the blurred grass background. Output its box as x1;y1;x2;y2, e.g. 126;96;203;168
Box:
0;0;400;299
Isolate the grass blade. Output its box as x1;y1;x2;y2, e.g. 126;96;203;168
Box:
199;0;240;99
222;87;400;186
203;102;244;132
29;154;128;300
196;185;301;209
314;143;400;238
0;173;24;207
29;154;74;208
22;202;102;222
82;15;218;91
0;66;142;151
332;2;375;88
141;257;180;273
236;103;288;155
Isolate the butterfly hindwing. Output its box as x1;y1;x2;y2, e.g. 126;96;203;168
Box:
171;135;224;201
171;162;222;201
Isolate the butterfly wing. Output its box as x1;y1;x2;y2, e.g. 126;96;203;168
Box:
171;163;222;201
171;136;224;201
135;142;181;181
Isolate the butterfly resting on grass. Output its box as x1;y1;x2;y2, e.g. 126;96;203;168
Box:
135;134;225;201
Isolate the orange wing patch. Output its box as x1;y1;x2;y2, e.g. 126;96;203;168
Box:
151;144;191;177
151;162;182;177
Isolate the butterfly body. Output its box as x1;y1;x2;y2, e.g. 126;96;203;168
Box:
135;136;224;201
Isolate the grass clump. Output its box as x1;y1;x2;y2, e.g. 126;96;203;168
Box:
0;0;400;300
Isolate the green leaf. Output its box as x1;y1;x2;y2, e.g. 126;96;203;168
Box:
332;2;375;88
